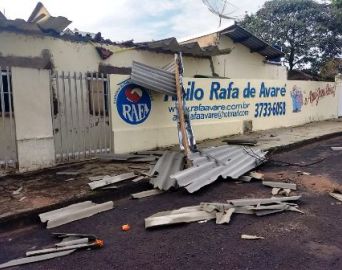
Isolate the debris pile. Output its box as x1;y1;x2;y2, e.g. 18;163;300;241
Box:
145;195;302;228
0;233;103;269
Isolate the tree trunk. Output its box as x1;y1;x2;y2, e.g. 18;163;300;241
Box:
289;47;295;70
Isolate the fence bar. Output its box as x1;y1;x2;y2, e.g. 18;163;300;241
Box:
73;72;80;159
79;73;87;159
6;67;16;167
67;72;75;160
101;73;107;153
61;72;70;162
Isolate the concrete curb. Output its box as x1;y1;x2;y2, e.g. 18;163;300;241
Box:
1;131;342;230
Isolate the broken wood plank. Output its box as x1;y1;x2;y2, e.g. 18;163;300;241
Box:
241;234;264;240
329;192;342;202
131;189;163;199
88;173;136;190
0;250;75;269
262;181;297;190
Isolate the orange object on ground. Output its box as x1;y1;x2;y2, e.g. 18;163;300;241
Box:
95;239;104;248
121;224;130;231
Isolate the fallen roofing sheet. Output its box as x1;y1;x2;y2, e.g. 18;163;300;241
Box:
88;173;136;190
0;250;75;269
150;151;184;190
130;61;176;96
329;192;342;202
171;145;267;193
39;201;114;228
145;196;302;229
131;189;164;199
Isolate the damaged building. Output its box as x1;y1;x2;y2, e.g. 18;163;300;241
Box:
0;2;341;173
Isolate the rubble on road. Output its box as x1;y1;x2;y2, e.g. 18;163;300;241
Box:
39;201;114;228
241;234;264;240
131;189;164;199
12;186;23;195
249;172;264;180
88;172;136;190
145;196;302;229
329;192;342;202
0;233;103;269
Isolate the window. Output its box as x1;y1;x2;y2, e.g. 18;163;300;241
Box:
87;73;109;116
0;71;13;116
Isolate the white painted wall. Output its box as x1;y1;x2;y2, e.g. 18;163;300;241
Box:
11;67;55;172
111;75;338;153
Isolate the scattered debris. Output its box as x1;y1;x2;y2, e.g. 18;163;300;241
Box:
149;151;184;190
88;173;136;190
121;224;130;231
249;172;264;180
64;178;75;182
222;139;257;146
89;175;108;181
331;147;342;151
131;189;164;199
100;185;118;190
262;181;297;190
241;234;264;240
0;233;103;269
0;250;75;269
12;186;23;195
297;171;311;176
145;196;302;229
239;176;253;182
329;192;342;202
215;208;235;224
132;176;146;183
272;187;281;195
171;145;267;193
279;188;292;196
56;171;80;176
39;201;114;228
18;196;27;202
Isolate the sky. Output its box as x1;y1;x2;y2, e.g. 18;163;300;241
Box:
0;0;267;42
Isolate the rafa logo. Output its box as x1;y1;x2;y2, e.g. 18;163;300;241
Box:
116;83;151;125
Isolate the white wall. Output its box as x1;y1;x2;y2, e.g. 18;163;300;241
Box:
11;67;55;171
111;75;338;153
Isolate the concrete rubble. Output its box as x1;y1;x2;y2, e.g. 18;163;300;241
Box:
145;196;302;229
39;201;114;228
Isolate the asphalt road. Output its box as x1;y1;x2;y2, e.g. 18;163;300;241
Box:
0;136;342;270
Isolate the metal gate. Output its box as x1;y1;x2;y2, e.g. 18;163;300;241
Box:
50;71;112;163
0;67;17;169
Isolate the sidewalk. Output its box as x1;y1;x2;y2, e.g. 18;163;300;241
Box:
1;119;342;226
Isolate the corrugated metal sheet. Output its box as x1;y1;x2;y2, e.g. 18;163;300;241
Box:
220;24;284;60
131;61;177;96
150;151;184;190
171;145;267;193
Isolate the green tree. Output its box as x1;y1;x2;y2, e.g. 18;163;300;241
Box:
240;0;342;74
